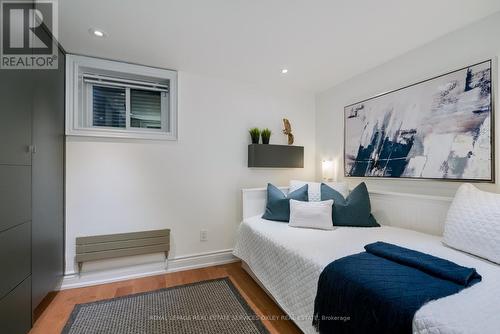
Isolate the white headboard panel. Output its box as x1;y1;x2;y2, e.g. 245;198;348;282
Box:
241;187;453;236
242;187;288;220
369;190;453;236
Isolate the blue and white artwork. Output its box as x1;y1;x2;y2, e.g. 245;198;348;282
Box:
345;61;492;181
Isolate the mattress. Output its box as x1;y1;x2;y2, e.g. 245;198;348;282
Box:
233;216;500;334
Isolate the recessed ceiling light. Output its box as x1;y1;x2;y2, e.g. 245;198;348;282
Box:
89;28;106;37
281;68;288;74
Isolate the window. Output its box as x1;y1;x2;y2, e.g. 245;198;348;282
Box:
66;55;177;140
130;89;162;129
92;85;126;128
84;74;169;131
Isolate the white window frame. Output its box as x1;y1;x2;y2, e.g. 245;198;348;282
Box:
66;55;177;140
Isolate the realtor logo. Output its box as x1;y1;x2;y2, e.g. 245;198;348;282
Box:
1;0;58;69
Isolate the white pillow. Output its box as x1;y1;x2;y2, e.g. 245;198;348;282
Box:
289;180;349;201
288;199;334;230
443;183;500;264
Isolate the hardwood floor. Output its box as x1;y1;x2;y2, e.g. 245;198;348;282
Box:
30;261;302;334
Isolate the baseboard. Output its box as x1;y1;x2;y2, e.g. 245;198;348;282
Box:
59;249;238;290
166;249;238;272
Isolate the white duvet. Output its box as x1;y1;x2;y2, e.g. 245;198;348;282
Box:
233;216;500;334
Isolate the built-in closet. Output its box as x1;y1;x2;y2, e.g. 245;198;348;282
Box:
0;30;65;333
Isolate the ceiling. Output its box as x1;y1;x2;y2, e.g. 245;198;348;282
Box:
59;0;500;93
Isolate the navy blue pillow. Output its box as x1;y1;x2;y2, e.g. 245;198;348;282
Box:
321;182;379;227
262;183;308;222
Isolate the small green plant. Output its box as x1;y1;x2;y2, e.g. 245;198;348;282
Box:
249;127;261;144
261;128;272;144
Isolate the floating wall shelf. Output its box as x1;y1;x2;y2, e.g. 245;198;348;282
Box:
248;144;304;168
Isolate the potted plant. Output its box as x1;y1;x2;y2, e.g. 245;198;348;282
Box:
261;128;272;144
249;127;261;144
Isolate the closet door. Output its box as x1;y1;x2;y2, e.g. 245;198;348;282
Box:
0;69;34;333
0;71;33;166
31;45;65;310
0;70;33;234
0;277;32;334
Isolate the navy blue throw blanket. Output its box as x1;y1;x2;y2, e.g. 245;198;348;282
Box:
313;242;481;334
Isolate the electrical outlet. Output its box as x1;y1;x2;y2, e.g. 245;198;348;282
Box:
200;229;208;241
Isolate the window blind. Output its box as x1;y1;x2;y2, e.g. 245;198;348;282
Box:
92;85;126;128
83;73;169;92
130;89;163;129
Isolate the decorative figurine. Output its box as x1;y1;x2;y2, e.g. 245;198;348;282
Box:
282;118;294;145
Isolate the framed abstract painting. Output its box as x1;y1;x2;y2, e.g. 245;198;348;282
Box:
344;60;493;182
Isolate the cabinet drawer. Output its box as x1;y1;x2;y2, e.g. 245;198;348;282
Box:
0;222;31;299
0;276;31;334
0;165;31;232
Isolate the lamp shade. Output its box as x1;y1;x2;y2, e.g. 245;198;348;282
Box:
322;159;339;182
322;160;334;181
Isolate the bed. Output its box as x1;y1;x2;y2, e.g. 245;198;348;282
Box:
233;190;500;334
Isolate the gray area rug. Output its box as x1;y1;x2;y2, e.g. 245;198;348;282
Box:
62;277;269;334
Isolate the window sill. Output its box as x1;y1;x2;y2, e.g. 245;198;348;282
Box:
66;128;177;141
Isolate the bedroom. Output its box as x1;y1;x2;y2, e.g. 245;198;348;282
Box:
0;0;499;333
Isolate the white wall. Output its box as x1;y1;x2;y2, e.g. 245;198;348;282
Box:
316;12;500;199
65;71;315;275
